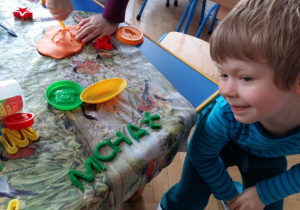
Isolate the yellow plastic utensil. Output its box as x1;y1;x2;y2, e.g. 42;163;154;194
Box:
59;21;66;30
80;78;127;104
7;199;20;210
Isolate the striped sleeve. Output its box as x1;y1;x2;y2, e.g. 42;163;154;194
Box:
256;164;300;205
188;97;239;201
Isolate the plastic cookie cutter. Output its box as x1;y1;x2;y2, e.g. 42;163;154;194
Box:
7;199;20;210
0;127;39;155
95;35;113;50
3;113;35;130
0;113;39;154
13;7;33;20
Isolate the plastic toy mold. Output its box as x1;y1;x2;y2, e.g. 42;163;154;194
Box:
45;80;84;110
95;35;113;50
3;113;35;130
13;7;33;20
7;199;20;210
0;127;39;154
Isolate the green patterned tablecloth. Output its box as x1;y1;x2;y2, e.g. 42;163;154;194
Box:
0;0;197;209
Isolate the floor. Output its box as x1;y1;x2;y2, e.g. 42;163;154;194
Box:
117;0;300;209
124;0;214;42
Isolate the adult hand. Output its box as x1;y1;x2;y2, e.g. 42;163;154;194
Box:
46;0;74;21
75;15;119;43
227;186;265;210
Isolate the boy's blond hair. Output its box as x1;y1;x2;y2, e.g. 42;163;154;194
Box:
210;0;300;90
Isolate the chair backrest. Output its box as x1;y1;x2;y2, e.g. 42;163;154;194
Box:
159;32;219;83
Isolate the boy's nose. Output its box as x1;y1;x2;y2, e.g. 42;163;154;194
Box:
219;80;238;98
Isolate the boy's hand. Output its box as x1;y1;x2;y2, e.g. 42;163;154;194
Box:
75;15;119;43
227;186;265;210
46;0;74;21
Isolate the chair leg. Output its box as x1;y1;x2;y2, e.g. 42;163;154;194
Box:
138;0;179;21
208;4;220;34
136;0;148;21
167;0;178;7
158;33;168;43
199;0;206;24
176;0;193;32
182;0;200;34
195;4;219;38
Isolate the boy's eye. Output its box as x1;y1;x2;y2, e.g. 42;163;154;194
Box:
219;74;228;78
241;77;252;82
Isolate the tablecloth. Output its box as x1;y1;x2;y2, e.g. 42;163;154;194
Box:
0;0;197;209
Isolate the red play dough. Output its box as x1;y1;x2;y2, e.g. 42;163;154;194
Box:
36;25;84;59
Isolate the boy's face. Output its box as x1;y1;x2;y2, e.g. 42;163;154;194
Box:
217;58;296;125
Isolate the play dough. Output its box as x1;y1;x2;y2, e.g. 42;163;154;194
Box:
69;112;162;191
36;25;84;59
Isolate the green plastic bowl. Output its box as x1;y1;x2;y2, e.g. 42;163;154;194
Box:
45;80;84;110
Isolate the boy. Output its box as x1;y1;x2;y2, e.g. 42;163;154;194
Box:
159;0;300;209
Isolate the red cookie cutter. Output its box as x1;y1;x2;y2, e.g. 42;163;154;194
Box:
3;113;35;130
13;7;33;20
95;35;113;50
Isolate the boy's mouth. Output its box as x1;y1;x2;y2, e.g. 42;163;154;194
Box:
231;105;250;112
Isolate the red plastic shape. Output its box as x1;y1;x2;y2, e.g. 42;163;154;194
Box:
13;7;33;20
3;113;35;130
95;35;113;50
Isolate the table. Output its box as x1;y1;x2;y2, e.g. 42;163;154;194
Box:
211;0;239;20
211;0;239;10
0;0;217;209
82;0;219;112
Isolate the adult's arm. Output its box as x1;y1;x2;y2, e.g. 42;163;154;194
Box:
102;0;130;23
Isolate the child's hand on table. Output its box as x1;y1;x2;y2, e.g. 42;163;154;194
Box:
75;15;119;44
227;186;265;210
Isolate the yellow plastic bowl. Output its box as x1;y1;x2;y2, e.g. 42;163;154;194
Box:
80;78;127;104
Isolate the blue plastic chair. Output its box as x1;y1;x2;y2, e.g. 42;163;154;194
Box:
136;0;178;21
176;0;220;36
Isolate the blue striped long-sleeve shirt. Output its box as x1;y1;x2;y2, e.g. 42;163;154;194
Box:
188;96;300;205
